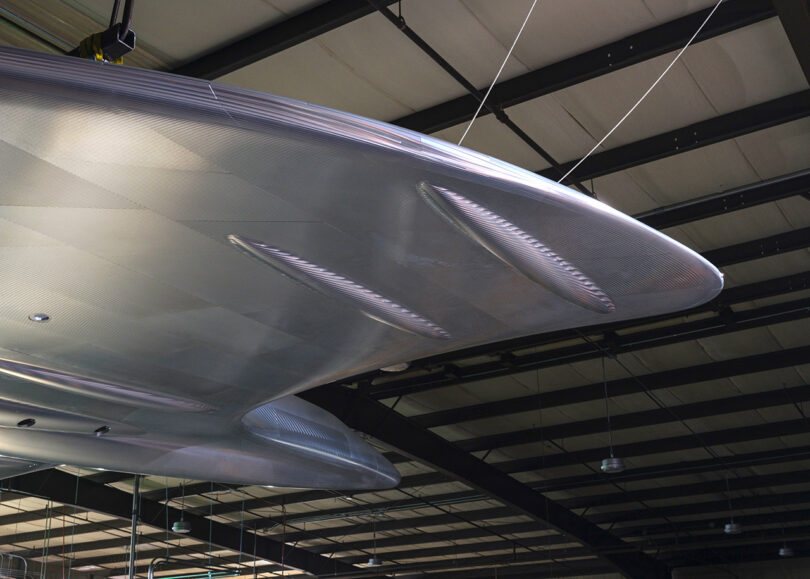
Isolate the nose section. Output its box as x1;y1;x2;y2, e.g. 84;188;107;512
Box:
242;395;400;489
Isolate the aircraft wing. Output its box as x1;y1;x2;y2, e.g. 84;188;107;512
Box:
0;47;722;487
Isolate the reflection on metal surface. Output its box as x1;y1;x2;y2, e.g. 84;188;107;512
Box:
242;396;400;488
0;359;212;412
27;313;50;322
228;234;450;339
420;183;615;314
380;362;410;372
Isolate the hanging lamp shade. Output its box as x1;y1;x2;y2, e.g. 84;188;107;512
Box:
172;519;191;534
601;456;626;473
724;521;742;535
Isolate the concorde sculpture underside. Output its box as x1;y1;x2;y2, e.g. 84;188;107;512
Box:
0;47;723;488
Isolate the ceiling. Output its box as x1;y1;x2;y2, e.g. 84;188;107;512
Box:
0;0;809;577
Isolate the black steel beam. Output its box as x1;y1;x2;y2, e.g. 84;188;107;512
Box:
620;505;810;539
368;294;810;399
457;374;810;453
172;0;397;79
589;488;810;525
366;0;591;194
281;505;511;543
711;226;810;266
153;463;810;552
232;437;810;535
1;469;357;577
299;386;670;579
67;547;278;573
325;552;605;579
223;462;810;550
536;444;810;495
83;470;132;485
326;557;610;579
411;561;615;579
417;343;810;428
143;436;810;524
240;479;810;551
338;537;592;567
542;90;810;184
663;540;810;569
16;531;176;560
276;500;810;554
306;498;810;559
636;168;810;230
565;468;810;511
704;225;810;267
358;245;810;389
140;479;239;503
394;0;775;133
306;521;550;554
497;417;810;474
774;0;810;85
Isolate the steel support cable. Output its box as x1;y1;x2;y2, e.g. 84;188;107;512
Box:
198;486;353;558
458;0;538;146
119;0;135;38
108;0;122;29
558;0;725;184
10;503;231;572
2;478;262;576
66;470;81;579
365;0;594;196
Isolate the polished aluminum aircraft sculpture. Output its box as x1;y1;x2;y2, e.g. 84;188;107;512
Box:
0;47;723;489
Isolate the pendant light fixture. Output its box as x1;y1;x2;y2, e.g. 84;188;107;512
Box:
723;476;742;535
172;481;191;534
367;517;382;567
600;356;625;474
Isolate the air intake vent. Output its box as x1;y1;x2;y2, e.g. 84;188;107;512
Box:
228;234;449;339
419;183;615;314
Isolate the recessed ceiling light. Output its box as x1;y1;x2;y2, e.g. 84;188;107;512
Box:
28;313;50;322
